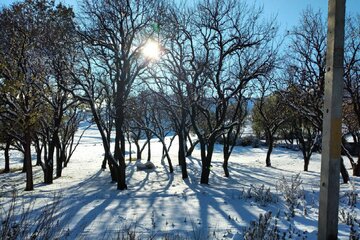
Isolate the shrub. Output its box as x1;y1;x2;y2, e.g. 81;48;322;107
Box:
246;184;276;206
0;189;68;240
341;182;358;208
136;161;155;171
339;208;357;226
275;173;304;218
243;211;279;240
240;135;260;147
349;218;360;240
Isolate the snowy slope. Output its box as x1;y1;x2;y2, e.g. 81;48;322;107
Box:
0;123;359;239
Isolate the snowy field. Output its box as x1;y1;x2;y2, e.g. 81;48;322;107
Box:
0;123;359;239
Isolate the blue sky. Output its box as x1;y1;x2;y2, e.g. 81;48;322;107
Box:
1;0;359;34
256;0;360;34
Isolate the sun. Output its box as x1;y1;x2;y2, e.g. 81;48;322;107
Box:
142;39;161;60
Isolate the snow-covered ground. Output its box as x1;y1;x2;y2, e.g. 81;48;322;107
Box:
0;123;359;239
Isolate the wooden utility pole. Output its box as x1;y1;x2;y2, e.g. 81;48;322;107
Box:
318;0;346;239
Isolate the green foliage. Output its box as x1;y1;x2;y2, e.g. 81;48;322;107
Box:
0;0;75;137
240;135;260;147
251;93;289;139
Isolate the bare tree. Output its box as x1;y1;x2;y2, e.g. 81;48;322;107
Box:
126;90;174;172
77;0;162;189
127;91;154;162
281;8;326;172
282;8;354;178
221;93;248;177
143;4;194;179
187;0;278;184
65;39;121;182
252;79;288;167
343;14;360;176
284;8;326;130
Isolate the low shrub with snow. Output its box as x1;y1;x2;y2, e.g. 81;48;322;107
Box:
339;208;357;225
339;183;360;240
243;211;310;240
246;184;276;206
0;189;68;240
341;182;358;208
136;161;155;171
243;211;279;240
275;173;305;218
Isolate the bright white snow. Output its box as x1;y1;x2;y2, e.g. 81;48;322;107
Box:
0;123;359;239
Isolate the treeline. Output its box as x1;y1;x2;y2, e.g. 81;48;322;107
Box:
0;0;359;191
0;0;84;190
251;9;360;178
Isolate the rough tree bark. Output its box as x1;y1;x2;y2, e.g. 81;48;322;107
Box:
340;157;350;183
34;137;43;166
114;99;127;190
265;131;274;167
223;143;230;177
24;130;33;191
178;129;188;179
4;139;11;173
200;137;216;184
186;139;199;157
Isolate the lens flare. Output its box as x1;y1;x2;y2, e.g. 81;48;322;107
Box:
142;39;161;60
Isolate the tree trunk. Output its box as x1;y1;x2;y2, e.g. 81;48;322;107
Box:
147;135;151;162
44;139;55;184
56;148;66;178
114;119;127;190
200;138;215;184
223;143;230;177
265;130;274;167
56;146;61;178
159;138;173;173
299;135;311;172
117;156;127;190
353;152;360;176
165;150;174;173
22;153;27;173
101;156;107;170
127;134;132;162
35;139;42;166
186;139;199;157
222;122;242;178
341;144;356;169
304;156;310;171
44;164;53;184
108;160;118;182
200;162;211;184
178;131;188;179
265;133;273;167
4;139;11;173
88;100;118;182
161;147;166;164
353;163;360;176
101;129;112;170
43;142;47;164
223;156;230;178
64;132;75;168
56;145;60;167
36;148;42;166
24;131;33;191
135;141;141;160
340;157;349;184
